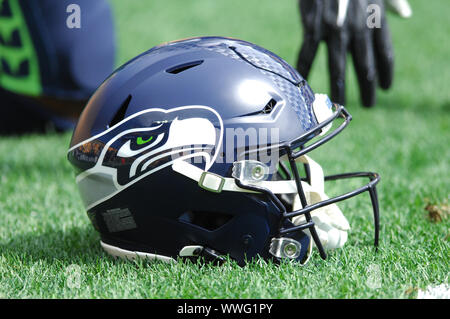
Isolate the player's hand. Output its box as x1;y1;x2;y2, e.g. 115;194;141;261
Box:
296;0;410;107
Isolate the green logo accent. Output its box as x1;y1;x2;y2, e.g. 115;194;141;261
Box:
136;136;153;145
0;0;42;95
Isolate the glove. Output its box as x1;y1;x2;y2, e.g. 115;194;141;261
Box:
296;0;409;107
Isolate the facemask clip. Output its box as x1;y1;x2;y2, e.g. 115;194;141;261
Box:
232;160;269;184
269;237;302;259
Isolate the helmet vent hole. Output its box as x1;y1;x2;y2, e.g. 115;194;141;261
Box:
178;210;233;231
261;98;277;114
109;94;132;128
166;60;203;74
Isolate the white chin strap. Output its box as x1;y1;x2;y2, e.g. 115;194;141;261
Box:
290;155;350;250
172;154;350;251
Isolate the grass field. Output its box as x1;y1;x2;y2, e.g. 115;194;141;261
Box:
0;0;448;298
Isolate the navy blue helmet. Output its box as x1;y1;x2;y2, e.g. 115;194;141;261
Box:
68;37;380;266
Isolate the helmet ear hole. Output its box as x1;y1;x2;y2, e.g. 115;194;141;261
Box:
178;210;233;231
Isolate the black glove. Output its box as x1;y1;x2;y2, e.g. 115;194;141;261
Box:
296;0;394;107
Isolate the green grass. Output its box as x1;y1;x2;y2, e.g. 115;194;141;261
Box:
0;0;448;298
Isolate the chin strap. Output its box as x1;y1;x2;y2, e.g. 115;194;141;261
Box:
290;155;350;250
173;158;311;195
172;154;350;251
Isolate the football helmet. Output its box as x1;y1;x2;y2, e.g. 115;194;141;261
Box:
68;37;380;266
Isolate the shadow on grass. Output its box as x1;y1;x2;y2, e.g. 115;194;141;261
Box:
0;225;106;265
0;225;213;269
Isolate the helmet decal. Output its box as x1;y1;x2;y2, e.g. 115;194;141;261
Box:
68;105;223;210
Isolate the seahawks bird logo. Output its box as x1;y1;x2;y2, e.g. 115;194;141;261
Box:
68;105;223;210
